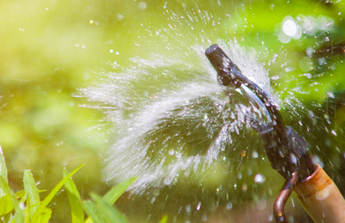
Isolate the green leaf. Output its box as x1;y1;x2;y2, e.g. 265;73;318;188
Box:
15;189;47;199
24;197;30;223
0;176;24;223
82;200;106;223
84;177;137;223
160;215;168;223
32;163;85;223
64;169;84;223
15;190;26;199
90;193;129;223
23;170;40;218
0;146;8;198
0;194;14;216
39;208;52;223
103;177;137;205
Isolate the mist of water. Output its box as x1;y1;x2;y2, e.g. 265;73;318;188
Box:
82;39;272;193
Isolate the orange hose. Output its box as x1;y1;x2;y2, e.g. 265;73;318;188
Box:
294;164;345;223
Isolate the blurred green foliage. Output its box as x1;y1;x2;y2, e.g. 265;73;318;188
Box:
0;146;138;223
1;0;345;222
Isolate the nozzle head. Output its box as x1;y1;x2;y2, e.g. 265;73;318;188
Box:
205;44;241;87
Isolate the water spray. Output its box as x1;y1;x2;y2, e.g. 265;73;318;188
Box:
205;44;345;223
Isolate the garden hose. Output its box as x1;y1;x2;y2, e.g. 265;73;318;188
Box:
205;44;345;223
294;164;345;223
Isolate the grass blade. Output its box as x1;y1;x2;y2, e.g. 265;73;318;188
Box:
24;199;31;223
0;146;8;198
0;176;24;223
84;177;137;223
23;170;40;217
82;200;106;223
64;169;84;223
32;163;84;223
103;177;137;204
90;193;129;223
15;189;47;199
15;190;26;199
39;208;52;223
160;215;168;223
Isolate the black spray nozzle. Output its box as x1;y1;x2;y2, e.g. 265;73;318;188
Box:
205;44;242;87
204;44;316;180
205;44;317;223
205;44;288;148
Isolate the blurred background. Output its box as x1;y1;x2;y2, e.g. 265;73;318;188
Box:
1;0;345;222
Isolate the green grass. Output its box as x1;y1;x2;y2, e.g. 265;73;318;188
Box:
0;146;144;223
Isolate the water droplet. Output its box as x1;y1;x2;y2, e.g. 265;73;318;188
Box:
271;75;280;80
252;151;259;158
168;149;174;155
278;31;291;43
163;177;173;185
196;202;201;211
237;173;242;179
255;174;265;183
312;155;324;167
331;130;337;136
185;204;191;213
138;2;147;10
290;153;297;164
178;206;182;214
327;91;335;98
318;57;327;65
175;152;182;159
153;189;160;196
201;215;207;221
308;111;314;118
150;197;156;204
256;198;267;210
226;202;233;210
117;14;124;21
299;56;313;72
283;17;297;37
